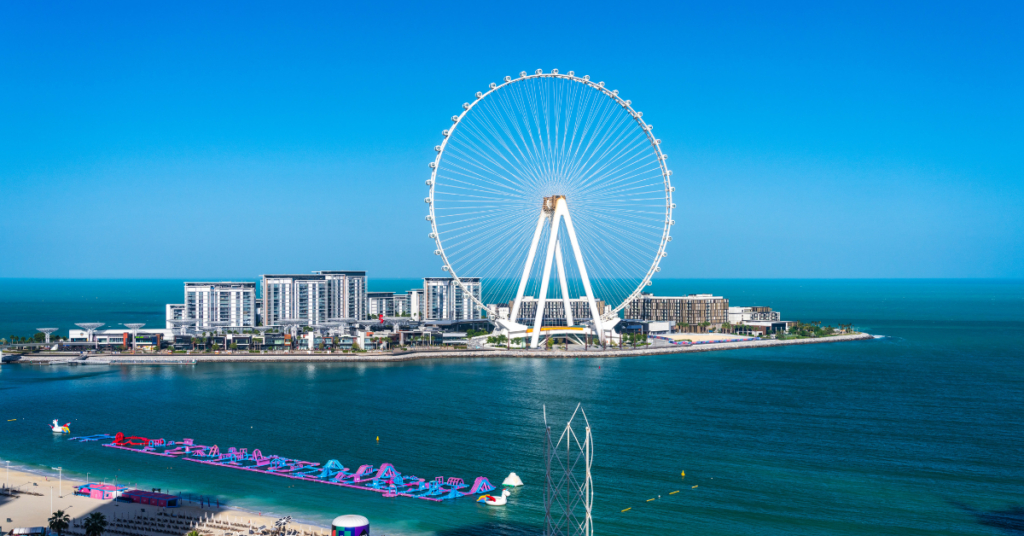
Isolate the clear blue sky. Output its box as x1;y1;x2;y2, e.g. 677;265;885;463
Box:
1;1;1021;278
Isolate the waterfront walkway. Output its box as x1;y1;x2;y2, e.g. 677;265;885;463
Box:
4;333;873;364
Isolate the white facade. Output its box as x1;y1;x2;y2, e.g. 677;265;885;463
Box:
728;307;752;324
69;328;173;345
424;277;482;321
408;289;424;320
261;271;366;326
367;292;395;318
185;282;256;329
165;304;185;329
728;306;782;324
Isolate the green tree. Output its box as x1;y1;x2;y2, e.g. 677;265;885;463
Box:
512;337;523;348
230;342;238;351
186;531;201;536
83;512;108;536
49;510;70;536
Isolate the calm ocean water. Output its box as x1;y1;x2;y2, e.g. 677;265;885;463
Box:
1;279;1023;535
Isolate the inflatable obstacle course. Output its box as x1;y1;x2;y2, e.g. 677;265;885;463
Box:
69;432;494;503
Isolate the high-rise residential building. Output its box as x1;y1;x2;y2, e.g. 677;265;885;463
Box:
509;297;608;326
624;293;729;327
261;271;366;326
367;291;417;318
165;304;185;329
367;292;396;318
394;293;411;317
184;282;257;328
423;277;482;321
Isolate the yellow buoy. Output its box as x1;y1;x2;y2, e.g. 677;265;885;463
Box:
692;485;698;489
681;470;685;478
647;498;655;502
376;436;379;442
669;490;679;495
621;508;631;513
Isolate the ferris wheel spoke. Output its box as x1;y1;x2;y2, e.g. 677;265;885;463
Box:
456;118;545;188
489;89;550;189
573;133;657;188
445;138;536;191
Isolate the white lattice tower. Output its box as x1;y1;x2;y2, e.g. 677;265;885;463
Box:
545;404;594;536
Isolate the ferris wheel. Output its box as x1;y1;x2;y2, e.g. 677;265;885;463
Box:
426;69;674;347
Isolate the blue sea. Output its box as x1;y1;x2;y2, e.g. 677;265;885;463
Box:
1;279;1023;535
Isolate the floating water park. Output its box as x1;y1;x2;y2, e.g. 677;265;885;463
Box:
69;432;495;502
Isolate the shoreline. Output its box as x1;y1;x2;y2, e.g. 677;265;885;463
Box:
4;333;874;364
0;462;330;533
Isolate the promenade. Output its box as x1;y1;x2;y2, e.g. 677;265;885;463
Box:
5;333;873;364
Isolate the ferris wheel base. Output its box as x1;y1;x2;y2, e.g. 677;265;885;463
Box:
494;318;621;347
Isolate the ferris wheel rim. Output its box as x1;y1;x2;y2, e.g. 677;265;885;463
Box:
425;69;675;320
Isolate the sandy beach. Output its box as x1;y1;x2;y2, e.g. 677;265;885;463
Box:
0;466;328;535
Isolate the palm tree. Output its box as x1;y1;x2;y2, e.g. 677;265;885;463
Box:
49;510;70;536
186;531;201;536
83;512;108;536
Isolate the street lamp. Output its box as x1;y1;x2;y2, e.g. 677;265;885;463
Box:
52;466;62;497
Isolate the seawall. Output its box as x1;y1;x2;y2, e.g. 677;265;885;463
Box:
4;333;874;364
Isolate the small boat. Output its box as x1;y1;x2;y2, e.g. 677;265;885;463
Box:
50;419;70;434
477;489;510;506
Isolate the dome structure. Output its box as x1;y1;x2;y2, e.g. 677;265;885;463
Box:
331;516;369;536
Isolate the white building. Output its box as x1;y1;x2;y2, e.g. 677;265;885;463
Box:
367;292;395;318
184;282;257;329
165;304;185;329
69;328;174;348
261;271;366;326
367;291;415;318
728;306;782;324
424;277;482;321
408;289;424;320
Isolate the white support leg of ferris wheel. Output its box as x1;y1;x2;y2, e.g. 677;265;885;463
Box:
530;209;563;349
560;200;604;343
527;197;604;349
510;211;548;323
555;244;574;327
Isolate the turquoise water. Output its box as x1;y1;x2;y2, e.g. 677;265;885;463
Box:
1;279;1023;535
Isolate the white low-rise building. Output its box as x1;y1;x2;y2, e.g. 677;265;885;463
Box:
69;328;174;348
728;306;782;324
